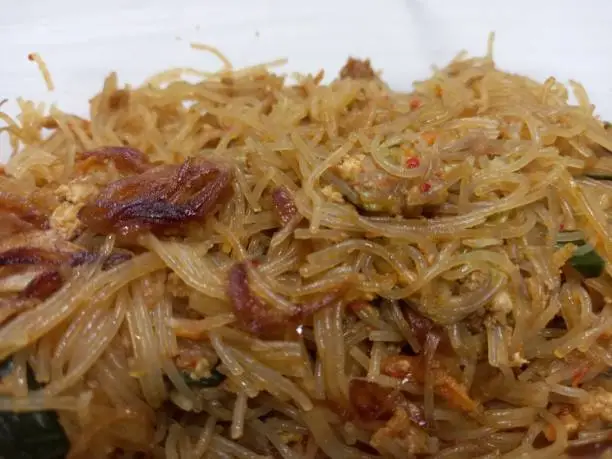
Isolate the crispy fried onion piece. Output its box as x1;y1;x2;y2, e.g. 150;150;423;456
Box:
79;157;233;236
0;247;80;267
339;58;376;80
227;262;345;336
101;250;133;270
21;270;63;300
370;407;436;456
0;192;48;236
348;379;435;454
0;230;94;268
76;146;153;174
0;230;128;325
402;303;440;345
349;379;402;422
381;355;478;412
0;229;81;253
271;186;298;226
402;302;452;352
348;379;426;426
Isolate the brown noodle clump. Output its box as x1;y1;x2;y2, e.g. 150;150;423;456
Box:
1;41;612;458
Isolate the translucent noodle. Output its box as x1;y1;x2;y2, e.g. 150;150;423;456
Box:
28;53;55;91
1;38;612;459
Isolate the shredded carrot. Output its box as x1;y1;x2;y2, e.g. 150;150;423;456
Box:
571;364;590;387
544;423;556;442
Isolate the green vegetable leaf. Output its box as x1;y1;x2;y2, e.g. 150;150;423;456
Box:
584;173;612;181
568;243;606;278
0;411;69;459
556;233;606;278
0;358;69;459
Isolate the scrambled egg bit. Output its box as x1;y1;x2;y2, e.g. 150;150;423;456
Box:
50;181;98;239
320;185;344;203
577;386;612;423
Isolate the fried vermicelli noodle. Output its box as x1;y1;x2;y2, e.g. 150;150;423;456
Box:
2;40;612;458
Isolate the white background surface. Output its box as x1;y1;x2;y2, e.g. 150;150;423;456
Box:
1;0;611;161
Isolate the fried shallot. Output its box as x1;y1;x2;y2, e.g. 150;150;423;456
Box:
79;157;233;236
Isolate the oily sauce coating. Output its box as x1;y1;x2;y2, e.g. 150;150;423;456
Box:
79;157;233;236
